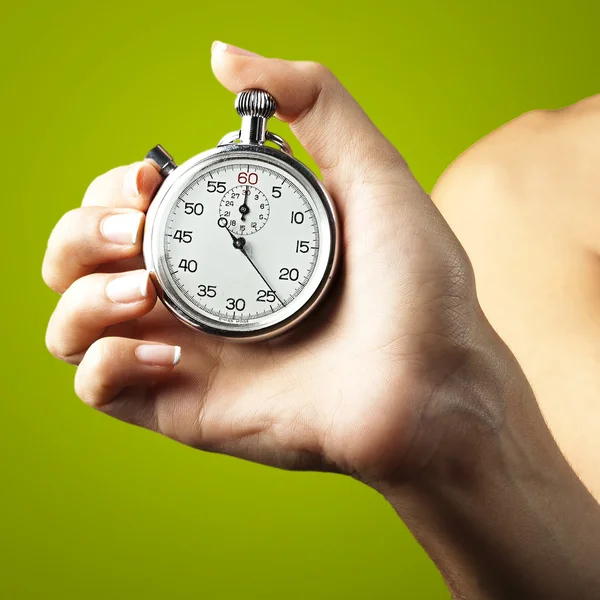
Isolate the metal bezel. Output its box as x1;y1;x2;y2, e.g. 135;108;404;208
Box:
143;144;340;341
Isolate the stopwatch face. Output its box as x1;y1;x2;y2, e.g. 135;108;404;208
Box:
144;146;339;339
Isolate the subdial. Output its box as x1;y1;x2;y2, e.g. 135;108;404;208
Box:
218;185;270;235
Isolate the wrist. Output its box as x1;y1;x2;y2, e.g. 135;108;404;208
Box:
372;319;526;489
374;322;600;599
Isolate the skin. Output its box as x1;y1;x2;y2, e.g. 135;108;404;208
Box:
43;44;600;598
432;97;600;501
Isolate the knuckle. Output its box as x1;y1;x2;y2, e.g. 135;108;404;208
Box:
45;209;80;260
73;371;87;405
45;326;62;360
45;323;79;364
42;210;82;293
83;171;108;203
66;272;95;297
74;366;93;405
83;338;112;375
75;338;112;403
366;142;406;173
41;258;64;293
293;61;338;120
48;209;78;248
81;166;124;206
300;60;334;81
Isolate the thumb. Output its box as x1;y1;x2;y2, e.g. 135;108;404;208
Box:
210;42;416;201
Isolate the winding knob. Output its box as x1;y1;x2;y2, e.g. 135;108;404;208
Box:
235;90;277;120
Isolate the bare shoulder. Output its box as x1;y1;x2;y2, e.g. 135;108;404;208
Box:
431;95;600;501
433;95;600;251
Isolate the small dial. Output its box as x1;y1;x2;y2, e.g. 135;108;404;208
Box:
218;185;270;235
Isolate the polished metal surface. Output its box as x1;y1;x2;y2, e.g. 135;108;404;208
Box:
235;89;277;119
146;145;177;177
265;132;293;156
144;89;339;341
217;130;293;156
217;89;293;155
236;89;276;145
143;144;339;341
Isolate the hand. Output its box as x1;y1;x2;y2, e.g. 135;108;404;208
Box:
43;43;501;485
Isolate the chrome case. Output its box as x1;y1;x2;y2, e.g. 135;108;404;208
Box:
143;92;340;341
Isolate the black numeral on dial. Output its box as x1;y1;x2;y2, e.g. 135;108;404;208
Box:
197;285;216;298
295;240;309;253
178;259;197;273
256;290;276;303
279;267;299;281
184;202;204;215
173;230;192;243
207;181;226;193
226;298;246;311
272;186;282;198
290;211;304;224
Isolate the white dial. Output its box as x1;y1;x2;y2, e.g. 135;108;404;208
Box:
144;88;339;340
149;154;334;334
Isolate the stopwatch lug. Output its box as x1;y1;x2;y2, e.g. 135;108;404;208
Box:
146;145;177;177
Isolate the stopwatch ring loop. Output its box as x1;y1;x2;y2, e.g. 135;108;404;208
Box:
265;132;293;156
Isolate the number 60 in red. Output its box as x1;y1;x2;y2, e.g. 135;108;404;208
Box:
237;172;259;185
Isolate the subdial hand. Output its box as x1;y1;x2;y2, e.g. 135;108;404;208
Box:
217;217;285;306
239;185;250;221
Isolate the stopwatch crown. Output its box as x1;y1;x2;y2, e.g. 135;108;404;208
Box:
235;89;277;120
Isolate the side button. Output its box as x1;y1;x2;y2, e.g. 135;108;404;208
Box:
146;145;177;177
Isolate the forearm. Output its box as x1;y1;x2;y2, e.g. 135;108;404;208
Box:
379;330;600;599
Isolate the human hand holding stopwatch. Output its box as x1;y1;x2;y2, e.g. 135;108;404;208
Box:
43;44;514;482
43;44;600;599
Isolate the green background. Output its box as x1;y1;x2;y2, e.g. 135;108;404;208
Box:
1;0;598;597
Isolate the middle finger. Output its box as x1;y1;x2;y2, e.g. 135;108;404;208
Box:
43;206;145;293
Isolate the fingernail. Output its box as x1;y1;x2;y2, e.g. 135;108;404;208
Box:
211;40;260;57
123;162;144;198
136;344;181;367
106;271;149;303
101;212;144;245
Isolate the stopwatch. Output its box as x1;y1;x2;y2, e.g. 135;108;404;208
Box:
143;89;340;340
